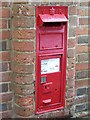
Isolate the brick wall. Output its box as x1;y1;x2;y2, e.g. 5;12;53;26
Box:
75;2;90;117
0;2;13;118
1;0;89;118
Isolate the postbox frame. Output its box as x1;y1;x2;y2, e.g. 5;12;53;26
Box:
35;6;68;114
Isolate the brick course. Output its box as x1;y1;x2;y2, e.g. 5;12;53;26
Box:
0;2;12;118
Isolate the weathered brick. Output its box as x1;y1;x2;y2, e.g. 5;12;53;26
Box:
1;8;10;18
14;83;34;95
0;72;12;82
0;51;11;61
68;79;75;89
68;58;75;69
13;4;35;16
77;8;88;16
75;96;88;104
69;6;77;15
1;93;12;103
15;95;34;106
69;27;76;37
68;69;75;79
1;62;11;72
2;2;11;7
68;38;76;48
12;17;34;28
75;104;86;112
79;18;89;25
1;110;12;118
76;63;89;71
75;79;88;88
66;98;74;106
77;88;87;96
80;2;89;6
14;104;34;117
76;71;88;79
1;30;10;40
0;103;7;111
14;74;33;84
12;53;34;64
76;45;88;54
12;41;34;52
76;27;88;36
0;83;8;93
0;41;6;51
12;64;34;74
0;20;8;29
67;89;75;98
12;29;35;39
78;54;89;62
67;49;75;58
78;36;89;44
69;16;77;26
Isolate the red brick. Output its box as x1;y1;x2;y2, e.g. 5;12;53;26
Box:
67;89;75;98
0;30;10;40
0;72;12;82
14;84;34;95
14;74;33;85
76;45;88;54
13;53;34;64
77;9;88;16
15;95;34;106
0;20;8;29
69;6;77;15
1;110;12;118
2;8;10;18
76;27;88;36
68;38;76;48
67;49;75;58
14;104;34;117
12;29;35;39
68;69;75;79
1;93;12;103
75;79;88;88
12;41;34;52
2;2;11;7
76;63;89;71
68;58;76;69
12;17;34;28
80;2;89;6
79;18;89;25
68;79;75;89
13;4;35;16
12;64;34;74
0;51;11;61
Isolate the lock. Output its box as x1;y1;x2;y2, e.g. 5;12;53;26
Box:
36;6;68;114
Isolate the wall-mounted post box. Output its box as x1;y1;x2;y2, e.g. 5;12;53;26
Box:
36;6;68;114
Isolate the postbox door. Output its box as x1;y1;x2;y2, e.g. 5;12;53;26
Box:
36;55;65;113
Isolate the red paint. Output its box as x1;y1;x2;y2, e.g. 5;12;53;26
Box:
36;6;68;114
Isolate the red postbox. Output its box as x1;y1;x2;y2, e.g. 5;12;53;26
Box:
36;6;68;114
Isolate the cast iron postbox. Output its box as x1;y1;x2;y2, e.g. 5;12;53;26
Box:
36;6;68;114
